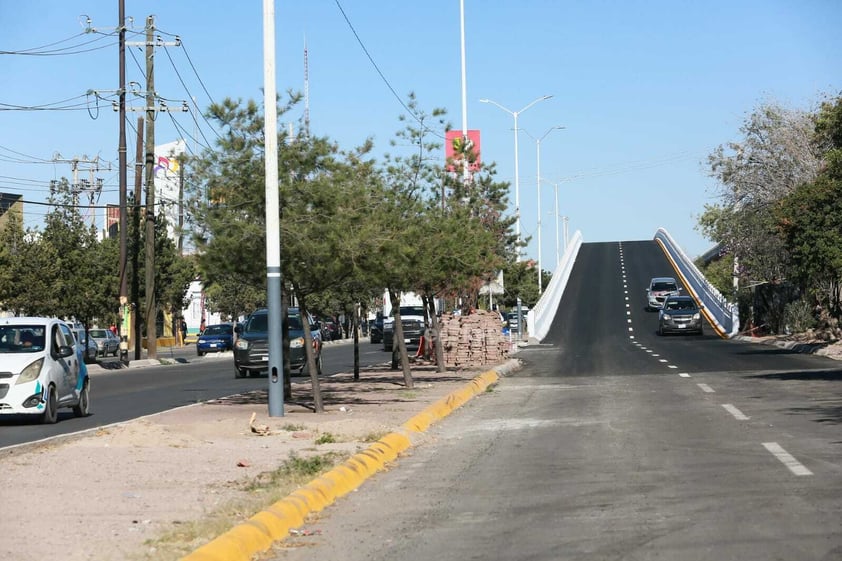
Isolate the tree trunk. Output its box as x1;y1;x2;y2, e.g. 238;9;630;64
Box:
353;303;360;381
388;287;413;389
296;291;324;413
425;294;446;372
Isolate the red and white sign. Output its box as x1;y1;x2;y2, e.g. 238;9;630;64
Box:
445;129;481;172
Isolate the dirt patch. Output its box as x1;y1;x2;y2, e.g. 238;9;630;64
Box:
0;364;496;561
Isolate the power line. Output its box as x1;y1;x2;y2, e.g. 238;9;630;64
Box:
332;0;445;140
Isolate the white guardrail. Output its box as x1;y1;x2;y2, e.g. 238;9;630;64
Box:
527;230;583;343
654;228;739;337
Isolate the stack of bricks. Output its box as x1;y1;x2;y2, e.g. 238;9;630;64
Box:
438;309;511;368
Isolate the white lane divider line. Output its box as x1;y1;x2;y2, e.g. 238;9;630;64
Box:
722;404;750;420
697;383;715;393
762;442;813;476
667;365;677;369
679;373;691;378
658;359;668;363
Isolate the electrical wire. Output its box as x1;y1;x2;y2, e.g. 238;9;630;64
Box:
333;0;445;140
0;31;115;56
160;44;222;142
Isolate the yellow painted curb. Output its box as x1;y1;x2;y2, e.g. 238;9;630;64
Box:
180;368;502;561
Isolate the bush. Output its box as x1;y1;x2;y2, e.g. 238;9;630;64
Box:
783;299;817;333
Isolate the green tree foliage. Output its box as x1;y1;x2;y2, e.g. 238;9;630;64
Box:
699;101;822;287
41;180;118;328
0;211;61;316
775;95;842;315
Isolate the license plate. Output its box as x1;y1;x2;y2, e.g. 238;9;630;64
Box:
261;356;269;361
210;343;218;347
678;324;686;329
404;338;411;343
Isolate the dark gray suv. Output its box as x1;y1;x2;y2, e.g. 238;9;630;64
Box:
233;308;322;378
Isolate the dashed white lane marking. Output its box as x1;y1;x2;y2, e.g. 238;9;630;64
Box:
658;359;668;363
722;403;750;420
628;327;633;332
762;442;813;476
679;373;691;378
697;383;715;393
667;365;677;369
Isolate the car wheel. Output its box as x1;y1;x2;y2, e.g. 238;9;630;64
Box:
40;385;58;424
235;368;246;379
197;348;205;356
73;379;90;417
316;354;323;376
658;325;664;336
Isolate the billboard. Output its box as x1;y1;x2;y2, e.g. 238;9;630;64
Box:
154;139;186;244
106;204;120;239
445;129;481;173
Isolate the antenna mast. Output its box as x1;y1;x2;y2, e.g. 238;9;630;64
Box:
303;35;310;137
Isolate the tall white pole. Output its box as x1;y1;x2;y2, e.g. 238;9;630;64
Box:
513;112;521;261
563;215;569;249
459;0;470;184
536;136;542;291
263;0;284;416
554;183;560;266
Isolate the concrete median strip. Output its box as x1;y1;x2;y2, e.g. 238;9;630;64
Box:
181;365;508;561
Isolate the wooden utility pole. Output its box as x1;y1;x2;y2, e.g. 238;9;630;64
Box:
143;15;157;359
133;117;144;360
117;0;129;363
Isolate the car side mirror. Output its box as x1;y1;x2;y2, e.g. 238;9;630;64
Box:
59;345;75;358
234;324;242;335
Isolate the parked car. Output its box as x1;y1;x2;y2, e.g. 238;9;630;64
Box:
88;328;120;357
369;315;384;344
382;306;426;351
658;295;704;335
646;277;681;310
234;308;322;378
0;316;90;423
196;323;234;356
69;325;98;363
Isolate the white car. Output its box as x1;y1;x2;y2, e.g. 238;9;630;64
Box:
646;277;681;310
0;317;90;424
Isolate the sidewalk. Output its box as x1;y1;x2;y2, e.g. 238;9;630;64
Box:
1;352;520;561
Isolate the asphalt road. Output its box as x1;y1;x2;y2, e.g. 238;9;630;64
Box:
267;240;842;561
0;337;390;450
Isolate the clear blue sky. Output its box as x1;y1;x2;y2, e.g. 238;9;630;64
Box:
2;0;840;267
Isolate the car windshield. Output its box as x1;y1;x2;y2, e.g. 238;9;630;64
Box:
244;313;305;332
89;329;108;338
0;325;46;353
245;314;268;332
653;282;677;291
399;306;425;317
288;314;306;330
202;325;229;336
665;299;696;311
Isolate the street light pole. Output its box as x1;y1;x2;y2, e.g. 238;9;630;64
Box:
554;182;560;266
523;125;564;294
479;95;552;263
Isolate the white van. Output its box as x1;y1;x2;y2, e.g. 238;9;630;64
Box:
0;317;90;423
